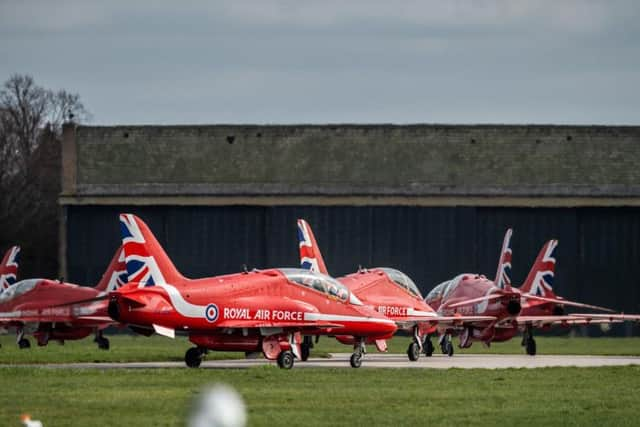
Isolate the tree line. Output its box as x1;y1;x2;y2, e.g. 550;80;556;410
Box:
0;74;89;279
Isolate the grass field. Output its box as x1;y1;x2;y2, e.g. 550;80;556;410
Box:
1;365;639;426
1;334;640;364
2;335;640;426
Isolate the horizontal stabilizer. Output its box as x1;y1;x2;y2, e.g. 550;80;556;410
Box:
522;294;615;313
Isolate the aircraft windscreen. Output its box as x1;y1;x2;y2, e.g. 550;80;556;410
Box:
280;268;351;303
425;275;464;301
379;267;423;299
0;279;39;303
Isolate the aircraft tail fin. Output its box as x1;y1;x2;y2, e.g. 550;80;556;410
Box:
494;228;513;291
94;246;129;292
296;219;329;275
520;239;558;297
0;245;20;293
119;213;186;286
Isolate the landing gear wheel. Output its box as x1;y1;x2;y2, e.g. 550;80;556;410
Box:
423;338;434;357
277;350;295;369
97;337;110;350
526;337;537;356
185;347;203;368
350;352;363;368
18;338;30;349
407;341;420;361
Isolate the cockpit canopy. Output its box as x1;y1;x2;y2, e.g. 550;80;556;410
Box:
425;274;466;302
379;267;423;299
0;279;39;303
280;268;362;305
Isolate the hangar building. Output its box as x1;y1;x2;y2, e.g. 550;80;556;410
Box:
59;124;640;334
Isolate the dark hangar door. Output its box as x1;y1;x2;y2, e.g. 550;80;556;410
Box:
66;205;640;334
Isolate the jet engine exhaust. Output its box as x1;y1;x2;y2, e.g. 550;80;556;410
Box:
108;299;120;321
506;299;521;315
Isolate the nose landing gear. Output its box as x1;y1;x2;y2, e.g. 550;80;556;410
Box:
350;338;366;368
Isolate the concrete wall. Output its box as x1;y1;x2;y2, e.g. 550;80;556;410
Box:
62;124;640;199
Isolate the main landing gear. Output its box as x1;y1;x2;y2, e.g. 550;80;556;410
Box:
423;336;434;357
439;334;454;357
522;326;537;356
407;326;423;361
350;339;366;368
17;329;30;349
94;331;110;350
185;347;207;368
300;335;313;362
277;350;295;369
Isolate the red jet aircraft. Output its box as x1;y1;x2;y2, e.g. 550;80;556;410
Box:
107;214;397;368
296;219;494;361
425;229;634;355
0;246;127;349
0;246;20;294
507;234;639;355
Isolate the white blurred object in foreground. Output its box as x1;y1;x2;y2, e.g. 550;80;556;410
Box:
188;384;247;427
20;414;43;427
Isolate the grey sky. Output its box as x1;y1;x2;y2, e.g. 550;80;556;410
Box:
1;0;638;125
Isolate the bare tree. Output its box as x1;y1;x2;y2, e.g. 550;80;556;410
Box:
0;74;90;278
0;74;90;179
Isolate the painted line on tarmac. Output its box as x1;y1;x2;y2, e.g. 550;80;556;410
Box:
2;353;640;369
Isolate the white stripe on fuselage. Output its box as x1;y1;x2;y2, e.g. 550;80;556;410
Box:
157;284;207;318
157;283;396;326
304;312;396;325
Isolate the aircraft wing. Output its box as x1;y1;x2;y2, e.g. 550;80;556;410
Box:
150;320;344;339
516;315;584;327
515;315;627;327
570;313;640;322
75;316;114;323
0;313;115;325
394;315;497;329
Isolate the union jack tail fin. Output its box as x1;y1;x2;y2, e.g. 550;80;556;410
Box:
296;219;329;275
520;239;558;297
119;214;186;287
0;245;20;293
494;228;513;290
94;246;129;292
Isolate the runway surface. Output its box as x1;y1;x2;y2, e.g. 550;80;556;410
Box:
4;353;640;369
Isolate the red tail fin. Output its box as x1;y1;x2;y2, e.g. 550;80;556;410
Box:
296;219;329;275
494;228;513;291
0;245;20;292
119;213;186;286
94;246;128;292
520;240;558;297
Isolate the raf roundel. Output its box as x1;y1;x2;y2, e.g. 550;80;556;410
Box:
205;303;219;323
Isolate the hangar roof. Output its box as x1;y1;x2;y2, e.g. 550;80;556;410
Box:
62;124;640;200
